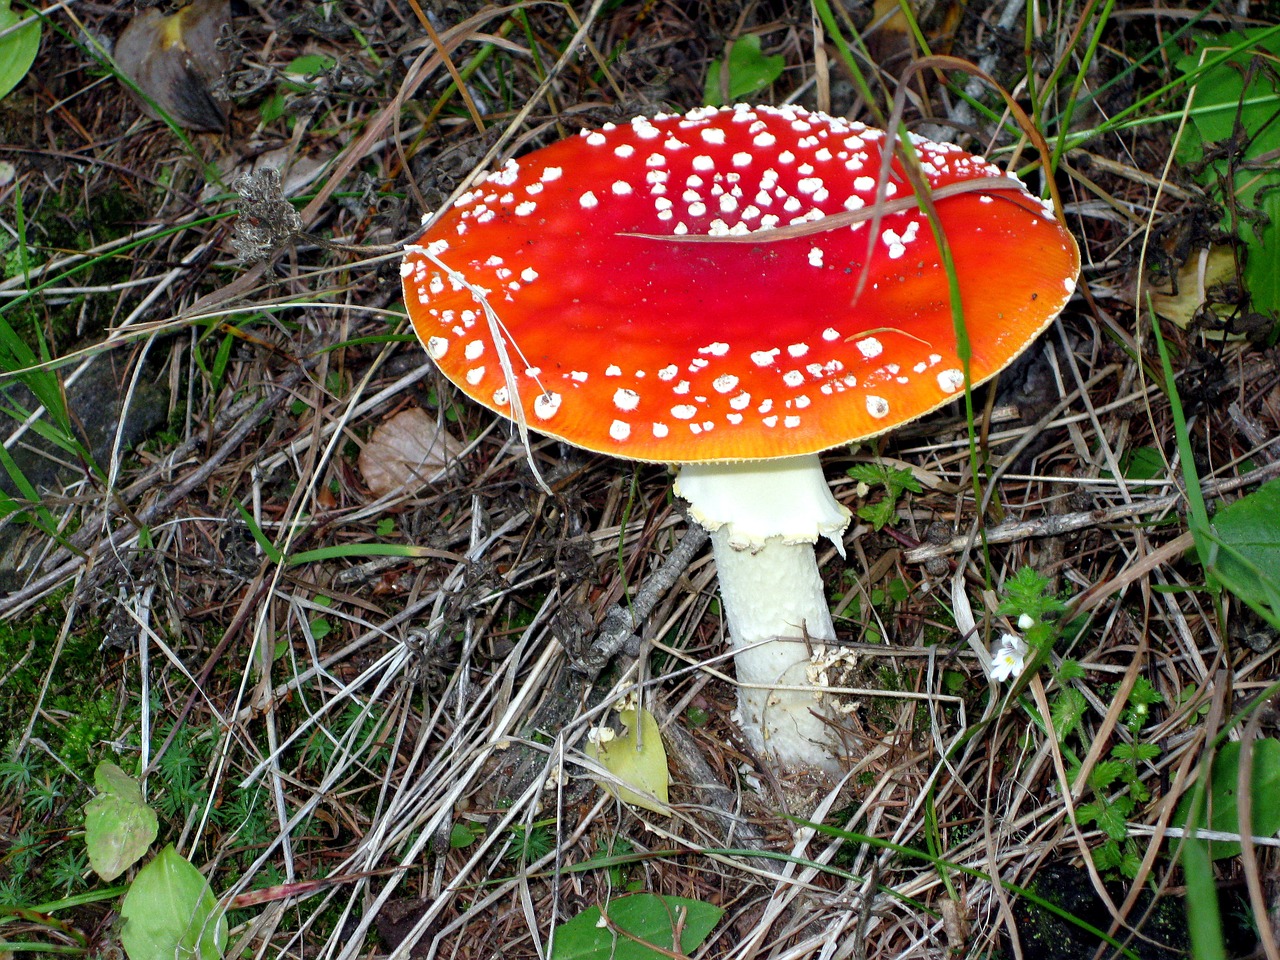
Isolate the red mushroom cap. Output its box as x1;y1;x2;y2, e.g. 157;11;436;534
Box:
402;104;1080;463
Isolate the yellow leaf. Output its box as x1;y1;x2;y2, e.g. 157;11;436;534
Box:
1149;245;1239;334
585;707;670;816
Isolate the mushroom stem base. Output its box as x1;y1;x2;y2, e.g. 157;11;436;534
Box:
675;455;851;773
706;526;843;772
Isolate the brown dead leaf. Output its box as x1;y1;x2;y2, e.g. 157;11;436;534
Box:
115;0;230;132
358;408;463;498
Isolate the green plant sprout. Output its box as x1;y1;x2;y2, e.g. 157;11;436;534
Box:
503;820;555;864
997;567;1069;628
1051;672;1164;879
585;838;641;892
847;462;923;531
994;569;1166;877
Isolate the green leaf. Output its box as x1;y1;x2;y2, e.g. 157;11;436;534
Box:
1176;739;1280;860
585;708;670;816
1077;800;1104;828
997;566;1067;620
1176;30;1280;174
1089;760;1126;792
1118;846;1144;880
1175;29;1280;315
84;762;158;882
849;463;919;530
1206;479;1280;629
847;463;887;484
1097;796;1134;840
1244;189;1280;314
285;53;333;77
1055;658;1085;682
1092;838;1122;873
1127;676;1164;706
232;499;283;565
0;0;40;101
1119;446;1164;481
856;498;896;531
260;90;285;124
551;894;723;960
1112;742;1160;764
449;823;478;849
885;468;923;498
281;53;334;91
120;845;228;960
1051;687;1088;740
1183;835;1228;960
1080;798;1131;839
703;35;784;106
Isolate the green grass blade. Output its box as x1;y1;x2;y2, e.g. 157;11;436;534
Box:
1148;305;1213;573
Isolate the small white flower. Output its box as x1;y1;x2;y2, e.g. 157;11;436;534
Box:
587;725;616;745
989;632;1028;682
1017;613;1036;630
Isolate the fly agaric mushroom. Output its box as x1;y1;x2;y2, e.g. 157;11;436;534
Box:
401;104;1080;774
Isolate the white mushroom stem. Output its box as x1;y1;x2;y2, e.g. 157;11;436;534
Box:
674;454;851;773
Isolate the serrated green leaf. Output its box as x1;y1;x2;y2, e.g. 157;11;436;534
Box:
704;35;784;106
1056;658;1085;682
85;761;159;881
1051;688;1088;739
1176;738;1280;860
1090;760;1126;791
1119;848;1144;879
1112;742;1161;763
1096;801;1130;840
120;845;228;960
1128;676;1164;706
1092;838;1122;872
847;463;887;484
885;468;923;497
0;0;40;101
585;708;670;816
856;499;896;531
1077;801;1104;827
551;894;723;960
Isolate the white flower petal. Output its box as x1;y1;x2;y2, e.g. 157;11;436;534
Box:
989;641;1026;682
